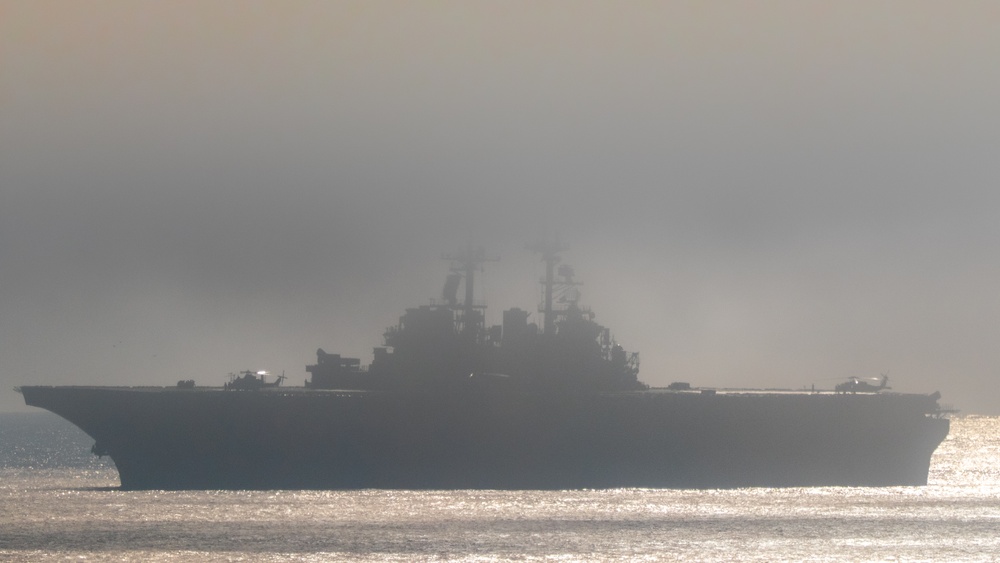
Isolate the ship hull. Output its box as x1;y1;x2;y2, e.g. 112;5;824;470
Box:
20;386;949;490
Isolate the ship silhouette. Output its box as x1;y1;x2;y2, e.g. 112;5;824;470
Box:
19;243;949;490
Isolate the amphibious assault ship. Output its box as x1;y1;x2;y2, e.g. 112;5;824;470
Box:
19;243;950;490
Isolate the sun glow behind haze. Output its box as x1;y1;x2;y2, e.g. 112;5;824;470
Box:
2;1;1000;413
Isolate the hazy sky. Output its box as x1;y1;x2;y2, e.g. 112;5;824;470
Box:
3;1;999;414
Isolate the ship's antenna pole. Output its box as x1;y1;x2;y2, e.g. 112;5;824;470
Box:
527;237;568;336
443;245;498;337
462;248;477;335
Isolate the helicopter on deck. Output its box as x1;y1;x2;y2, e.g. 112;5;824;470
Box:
224;370;286;391
835;374;890;394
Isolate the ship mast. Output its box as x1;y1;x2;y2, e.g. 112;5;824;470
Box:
527;238;569;335
442;245;498;338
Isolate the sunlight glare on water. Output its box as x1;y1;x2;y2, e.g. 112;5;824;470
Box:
0;414;998;562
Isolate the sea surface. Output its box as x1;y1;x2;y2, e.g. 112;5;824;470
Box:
1;412;997;562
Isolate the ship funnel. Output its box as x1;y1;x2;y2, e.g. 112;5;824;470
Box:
442;273;462;305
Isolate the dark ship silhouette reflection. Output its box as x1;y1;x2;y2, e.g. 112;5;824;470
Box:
19;242;950;490
307;242;643;394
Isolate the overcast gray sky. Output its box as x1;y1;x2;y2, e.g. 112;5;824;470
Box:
3;1;999;414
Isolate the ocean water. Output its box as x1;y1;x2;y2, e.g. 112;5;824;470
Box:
1;412;997;562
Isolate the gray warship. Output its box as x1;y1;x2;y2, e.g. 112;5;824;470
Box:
19;243;950;490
